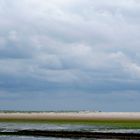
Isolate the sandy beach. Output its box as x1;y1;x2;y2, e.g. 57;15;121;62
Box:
1;112;140;139
0;112;140;121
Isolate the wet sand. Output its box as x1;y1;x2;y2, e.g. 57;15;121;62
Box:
1;129;140;139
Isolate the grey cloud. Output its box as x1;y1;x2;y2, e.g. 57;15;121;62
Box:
0;0;140;111
0;0;140;80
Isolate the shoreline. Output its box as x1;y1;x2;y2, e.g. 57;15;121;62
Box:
1;129;140;139
1;112;140;139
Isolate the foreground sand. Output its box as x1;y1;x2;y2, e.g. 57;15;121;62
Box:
0;112;140;121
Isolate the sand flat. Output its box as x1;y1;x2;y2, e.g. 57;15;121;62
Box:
0;112;140;121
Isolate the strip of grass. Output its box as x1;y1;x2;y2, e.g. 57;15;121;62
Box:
0;119;140;129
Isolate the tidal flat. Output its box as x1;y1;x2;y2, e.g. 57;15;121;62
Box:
0;112;140;128
0;112;140;139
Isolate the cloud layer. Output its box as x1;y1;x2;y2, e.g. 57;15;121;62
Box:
0;0;140;111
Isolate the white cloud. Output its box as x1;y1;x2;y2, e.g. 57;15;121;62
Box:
110;51;140;79
0;0;140;88
8;30;18;42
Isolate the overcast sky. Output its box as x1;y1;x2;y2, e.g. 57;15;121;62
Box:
0;0;140;111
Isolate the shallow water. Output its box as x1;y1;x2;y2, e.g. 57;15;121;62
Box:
0;122;140;140
0;136;68;140
0;136;110;140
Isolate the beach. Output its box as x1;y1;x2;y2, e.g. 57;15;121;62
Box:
0;112;140;121
1;112;140;128
1;112;140;139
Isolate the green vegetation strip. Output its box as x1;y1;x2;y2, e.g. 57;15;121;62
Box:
0;119;140;129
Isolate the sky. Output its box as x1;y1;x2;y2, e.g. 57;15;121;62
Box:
0;0;140;111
